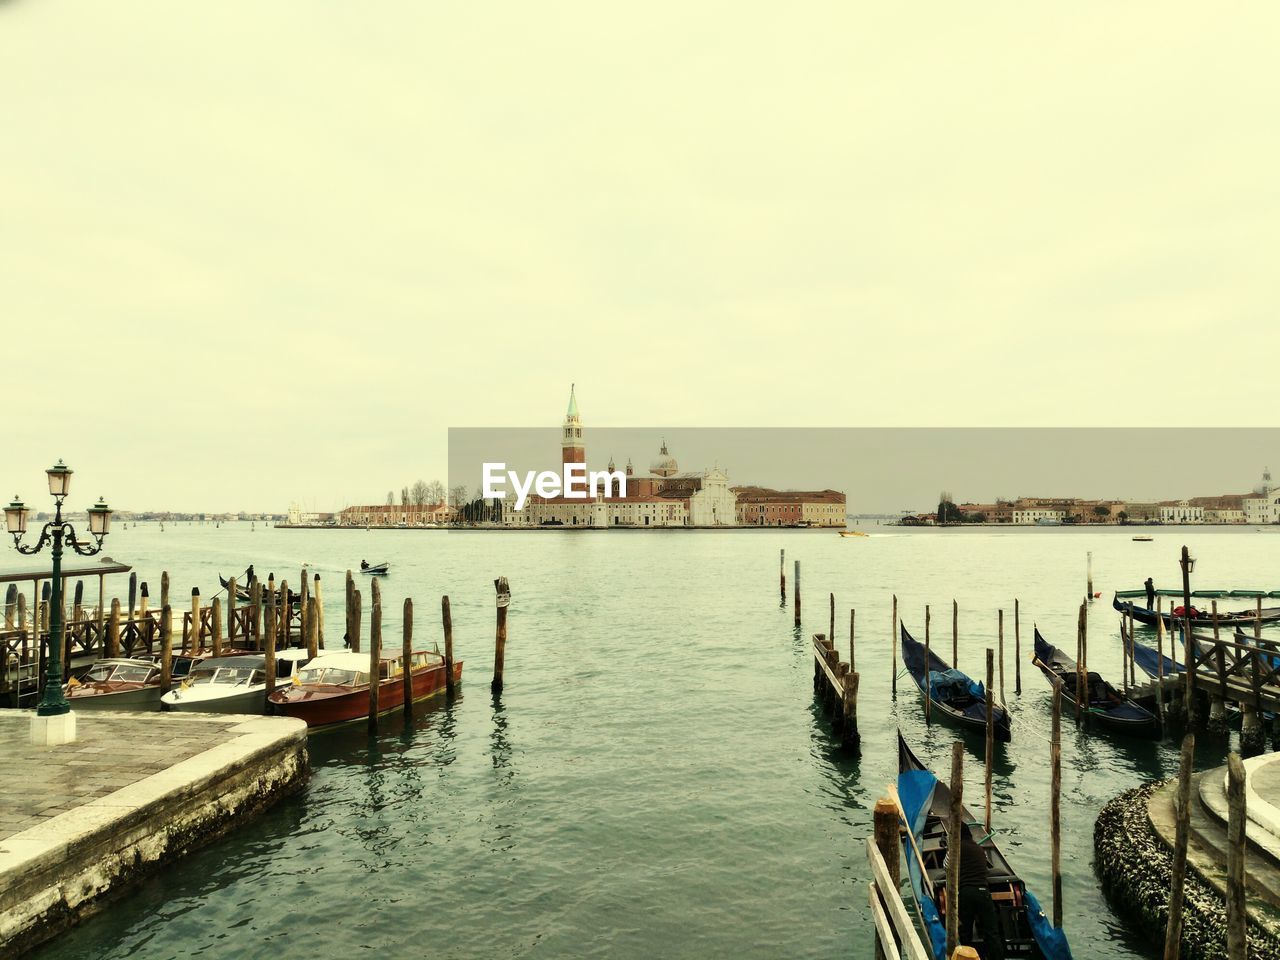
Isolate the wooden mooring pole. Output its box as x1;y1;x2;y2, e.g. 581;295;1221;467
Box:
402;598;414;719
985;648;994;833
442;595;455;695
1155;615;1166;727
1074;603;1084;722
891;594;898;698
952;599;958;667
493;576;510;693
190;588;201;653
829;593;834;653
314;574;325;649
997;609;1005;705
1014;598;1022;695
211;597;223;658
924;605;932;724
946;742;964;957
307;597;320;660
1087;550;1093;599
368;578;381;734
793;561;801;627
849;608;855;673
1051;678;1062;927
159;604;173;695
779;549;785;604
350;588;362;653
264;588;277;711
1226;752;1248;959
872;797;900;960
107;599;121;658
1163;733;1195;960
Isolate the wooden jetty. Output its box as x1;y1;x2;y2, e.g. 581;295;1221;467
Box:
812;632;859;749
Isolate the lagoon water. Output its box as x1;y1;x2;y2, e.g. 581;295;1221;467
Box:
19;523;1280;960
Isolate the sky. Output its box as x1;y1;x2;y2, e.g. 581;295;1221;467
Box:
2;3;1278;512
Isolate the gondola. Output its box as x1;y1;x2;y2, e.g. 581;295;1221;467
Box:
218;574;300;606
896;733;1072;960
360;561;389;576
900;624;1011;742
1031;629;1159;737
1131;639;1184;680
1113;593;1280;629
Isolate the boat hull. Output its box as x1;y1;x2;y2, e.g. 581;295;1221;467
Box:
67;684;163;711
270;661;461;728
162;687;267;714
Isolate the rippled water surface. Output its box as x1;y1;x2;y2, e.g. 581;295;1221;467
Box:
19;523;1279;960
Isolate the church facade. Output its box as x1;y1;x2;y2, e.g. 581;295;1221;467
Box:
506;387;738;527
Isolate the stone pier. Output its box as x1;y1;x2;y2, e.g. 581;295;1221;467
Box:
0;710;308;957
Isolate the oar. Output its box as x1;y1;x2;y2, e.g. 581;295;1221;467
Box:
890;783;931;885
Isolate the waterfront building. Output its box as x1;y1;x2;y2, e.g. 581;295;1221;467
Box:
733;487;847;527
1012;507;1065;525
511;388;739;527
338;502;451;526
1158;500;1204;524
1243;468;1280;524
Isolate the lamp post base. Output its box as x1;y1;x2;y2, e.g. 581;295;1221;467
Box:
30;710;77;747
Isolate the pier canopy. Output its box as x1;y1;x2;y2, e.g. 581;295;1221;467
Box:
0;558;131;587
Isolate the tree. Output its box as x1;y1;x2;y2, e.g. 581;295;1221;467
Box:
449;484;469;511
386;491;394;506
936;492;963;524
426;480;445;505
1093;504;1111;522
410;480;430;506
1118;510;1129;523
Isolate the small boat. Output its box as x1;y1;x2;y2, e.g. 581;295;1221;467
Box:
900;624;1012;742
1031;629;1159;737
160;650;312;714
1113;593;1280;629
896;733;1072;960
66;654;203;711
359;562;390;576
1034;518;1062;526
838;530;867;538
267;649;460;728
1132;536;1154;542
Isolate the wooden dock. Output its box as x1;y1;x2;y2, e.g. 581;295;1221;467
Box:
812;632;859;750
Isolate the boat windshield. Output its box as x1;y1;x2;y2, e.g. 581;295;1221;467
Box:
297;667;368;686
110;664;154;683
189;667;259;686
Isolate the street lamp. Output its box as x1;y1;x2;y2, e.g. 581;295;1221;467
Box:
7;460;112;723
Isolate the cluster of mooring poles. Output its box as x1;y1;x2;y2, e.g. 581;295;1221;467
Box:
1;567;513;732
784;544;1258;960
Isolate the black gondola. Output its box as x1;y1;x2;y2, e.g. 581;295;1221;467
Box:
900;624;1011;742
897;733;1071;959
1031;629;1159;738
1112;593;1280;629
218;574;300;606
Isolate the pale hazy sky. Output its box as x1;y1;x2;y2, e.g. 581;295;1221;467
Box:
3;3;1277;512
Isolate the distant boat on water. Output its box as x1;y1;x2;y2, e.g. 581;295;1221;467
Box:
1034;518;1061;526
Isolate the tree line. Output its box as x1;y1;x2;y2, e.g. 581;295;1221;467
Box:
383;480;471;510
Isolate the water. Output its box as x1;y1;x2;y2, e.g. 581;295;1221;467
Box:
17;523;1278;959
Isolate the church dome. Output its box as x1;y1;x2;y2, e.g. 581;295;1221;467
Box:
650;440;679;478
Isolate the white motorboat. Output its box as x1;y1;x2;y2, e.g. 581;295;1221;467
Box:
160;649;312;714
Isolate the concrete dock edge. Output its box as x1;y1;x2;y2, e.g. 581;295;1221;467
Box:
0;714;309;957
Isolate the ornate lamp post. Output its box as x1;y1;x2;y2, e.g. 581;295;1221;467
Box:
5;460;111;737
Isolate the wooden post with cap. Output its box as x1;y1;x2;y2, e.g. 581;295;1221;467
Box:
368;578;382;734
401;597;414;719
946;742;964;957
442;595;455;695
793;561;801;627
493;577;510;692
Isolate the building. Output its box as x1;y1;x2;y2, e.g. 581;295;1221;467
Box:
1012;507;1065;525
512;387;739;527
733;487;847;527
338;502;451;527
1243;468;1280;524
1159;500;1204;524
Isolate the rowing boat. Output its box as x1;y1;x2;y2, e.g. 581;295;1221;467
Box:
897;733;1072;959
1032;629;1158;737
900;624;1011;742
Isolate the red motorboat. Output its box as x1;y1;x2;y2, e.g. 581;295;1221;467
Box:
267;649;461;728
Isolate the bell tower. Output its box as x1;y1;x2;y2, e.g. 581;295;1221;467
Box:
562;384;584;468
